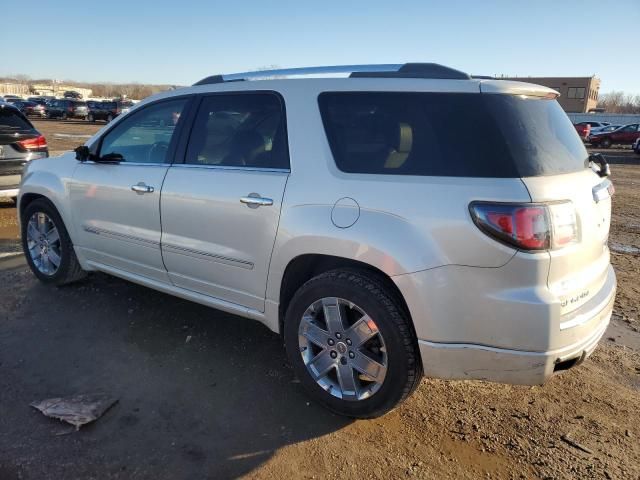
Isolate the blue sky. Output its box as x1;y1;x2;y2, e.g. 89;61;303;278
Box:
2;0;638;94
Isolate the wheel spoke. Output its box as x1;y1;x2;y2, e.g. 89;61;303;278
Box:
300;317;331;347
336;364;358;399
46;227;60;244
27;221;39;241
351;351;386;382
307;349;335;379
322;297;345;334
345;315;379;347
37;213;47;233
48;248;61;268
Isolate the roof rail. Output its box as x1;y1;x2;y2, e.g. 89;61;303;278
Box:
193;63;470;86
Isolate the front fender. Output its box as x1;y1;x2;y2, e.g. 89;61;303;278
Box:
18;154;79;242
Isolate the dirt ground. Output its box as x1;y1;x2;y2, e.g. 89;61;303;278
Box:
0;122;639;479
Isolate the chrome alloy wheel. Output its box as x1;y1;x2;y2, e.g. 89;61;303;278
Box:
26;212;61;275
298;297;388;401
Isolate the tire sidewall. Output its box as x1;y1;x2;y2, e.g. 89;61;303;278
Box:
284;271;414;418
21;199;75;285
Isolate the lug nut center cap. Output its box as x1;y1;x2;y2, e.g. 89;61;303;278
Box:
336;342;347;354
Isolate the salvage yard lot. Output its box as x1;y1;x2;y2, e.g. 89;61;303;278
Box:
0;121;639;479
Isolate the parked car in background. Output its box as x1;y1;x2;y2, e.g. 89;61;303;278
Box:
589;124;621;138
1;95;23;102
633;137;640;154
87;100;134;123
589;123;640;148
0;102;48;201
12;101;47;118
27;97;50;106
574;122;591;140
575;121;610;130
63;90;83;100
46;99;89;120
18;63;616;418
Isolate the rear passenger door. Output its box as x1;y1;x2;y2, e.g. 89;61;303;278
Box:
160;92;290;312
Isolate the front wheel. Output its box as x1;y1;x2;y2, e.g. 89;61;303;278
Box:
21;198;86;285
601;138;612;148
284;269;422;418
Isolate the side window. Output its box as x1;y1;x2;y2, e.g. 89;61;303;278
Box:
567;88;577;99
185;93;289;169
98;98;187;164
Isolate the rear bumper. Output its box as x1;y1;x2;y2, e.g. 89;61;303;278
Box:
394;256;616;385
417;290;613;385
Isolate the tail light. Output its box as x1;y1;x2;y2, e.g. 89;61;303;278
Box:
68;105;74;112
16;135;48;151
470;202;578;251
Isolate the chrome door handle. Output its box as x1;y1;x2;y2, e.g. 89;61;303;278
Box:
131;182;154;194
240;194;273;208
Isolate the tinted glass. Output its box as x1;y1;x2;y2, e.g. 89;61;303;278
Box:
102;102;117;109
99;98;187;164
185;93;289;169
318;92;588;178
0;107;33;131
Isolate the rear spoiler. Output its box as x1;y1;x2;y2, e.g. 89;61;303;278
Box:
479;80;560;99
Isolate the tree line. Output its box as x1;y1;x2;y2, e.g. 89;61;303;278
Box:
0;74;174;100
597;91;640;114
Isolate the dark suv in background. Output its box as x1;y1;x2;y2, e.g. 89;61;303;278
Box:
0;103;48;201
46;99;89;120
87;100;132;123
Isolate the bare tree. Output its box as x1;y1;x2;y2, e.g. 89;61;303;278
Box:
597;91;640;114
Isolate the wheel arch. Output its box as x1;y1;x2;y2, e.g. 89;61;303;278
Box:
277;253;414;337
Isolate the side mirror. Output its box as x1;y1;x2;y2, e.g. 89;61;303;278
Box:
589;153;610;178
74;145;90;161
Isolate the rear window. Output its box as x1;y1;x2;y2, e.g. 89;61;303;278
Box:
318;92;589;177
0;107;33;131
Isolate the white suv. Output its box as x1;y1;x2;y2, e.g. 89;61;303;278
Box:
18;64;616;418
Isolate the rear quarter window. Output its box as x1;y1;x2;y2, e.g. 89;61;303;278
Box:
318;92;589;178
0;107;33;131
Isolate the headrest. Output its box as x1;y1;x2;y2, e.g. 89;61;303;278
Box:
392;122;413;153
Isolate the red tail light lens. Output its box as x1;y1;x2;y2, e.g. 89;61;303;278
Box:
17;135;48;151
470;203;551;251
471;202;579;251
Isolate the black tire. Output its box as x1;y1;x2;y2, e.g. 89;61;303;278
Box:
601;137;612;148
284;269;422;418
107;114;113;122
21;198;86;286
61;112;68;121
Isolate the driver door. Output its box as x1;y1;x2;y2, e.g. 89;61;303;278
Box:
70;97;190;282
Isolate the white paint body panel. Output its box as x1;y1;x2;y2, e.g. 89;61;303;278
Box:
18;75;616;386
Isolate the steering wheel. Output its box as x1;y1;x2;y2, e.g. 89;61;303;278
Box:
147;142;169;164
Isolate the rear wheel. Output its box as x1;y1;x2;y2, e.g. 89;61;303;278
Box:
21;198;86;285
284;269;422;418
601;137;612;148
107;114;113;122
88;113;94;122
61;112;68;121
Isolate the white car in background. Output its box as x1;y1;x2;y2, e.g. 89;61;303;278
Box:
17;63;616;418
